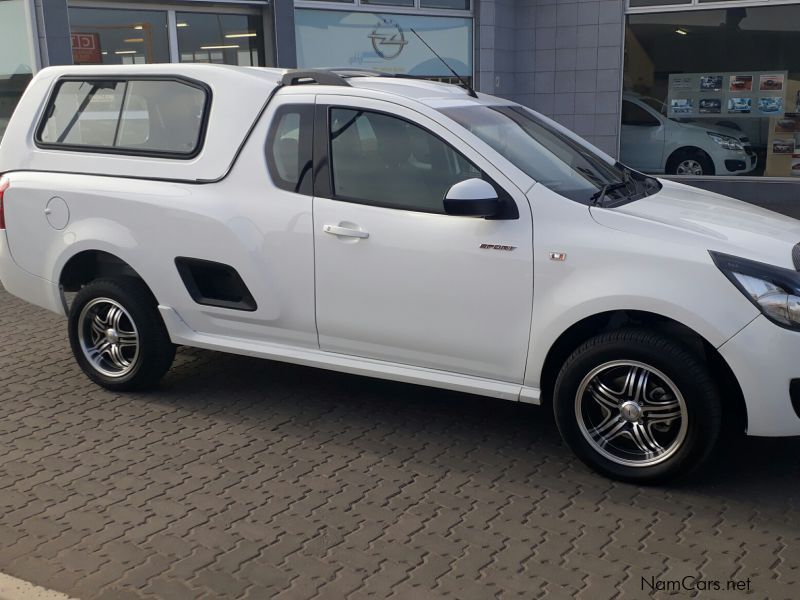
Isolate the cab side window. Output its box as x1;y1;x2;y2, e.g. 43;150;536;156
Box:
266;104;314;195
329;108;482;214
621;100;660;127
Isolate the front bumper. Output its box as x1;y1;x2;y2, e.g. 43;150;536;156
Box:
0;230;65;316
715;149;757;175
719;314;800;436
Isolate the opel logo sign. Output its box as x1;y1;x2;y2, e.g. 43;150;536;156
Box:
368;18;408;60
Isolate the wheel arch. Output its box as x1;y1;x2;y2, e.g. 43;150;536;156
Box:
58;249;160;312
538;309;747;432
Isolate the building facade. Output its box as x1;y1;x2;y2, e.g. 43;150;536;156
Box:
1;0;799;206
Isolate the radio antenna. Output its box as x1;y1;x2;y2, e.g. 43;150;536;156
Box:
409;28;477;98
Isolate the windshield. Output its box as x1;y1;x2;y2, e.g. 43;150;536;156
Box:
439;105;660;205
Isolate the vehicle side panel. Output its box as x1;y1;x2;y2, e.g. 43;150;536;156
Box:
2;90;319;348
523;184;761;391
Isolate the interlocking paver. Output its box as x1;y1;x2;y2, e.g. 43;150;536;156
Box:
2;284;800;599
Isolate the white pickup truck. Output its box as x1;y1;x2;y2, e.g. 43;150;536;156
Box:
2;64;800;483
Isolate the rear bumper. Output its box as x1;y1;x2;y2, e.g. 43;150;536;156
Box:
0;230;65;316
719;315;800;436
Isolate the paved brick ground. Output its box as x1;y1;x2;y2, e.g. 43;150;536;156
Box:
1;285;800;599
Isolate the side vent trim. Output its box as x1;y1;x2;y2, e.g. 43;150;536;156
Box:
175;257;257;312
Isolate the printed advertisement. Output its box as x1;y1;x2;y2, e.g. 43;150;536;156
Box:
666;71;788;118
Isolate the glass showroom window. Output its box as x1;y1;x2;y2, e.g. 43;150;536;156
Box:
68;8;170;65
621;4;800;178
0;0;35;141
176;13;266;66
295;9;473;85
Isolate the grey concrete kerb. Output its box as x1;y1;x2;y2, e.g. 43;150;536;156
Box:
0;573;77;600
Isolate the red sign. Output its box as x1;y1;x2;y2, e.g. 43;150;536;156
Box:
71;33;102;64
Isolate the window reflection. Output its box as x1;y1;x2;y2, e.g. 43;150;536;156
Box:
177;13;265;66
0;0;34;140
68;8;170;65
623;5;800;178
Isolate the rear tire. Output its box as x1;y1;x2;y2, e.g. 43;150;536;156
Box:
68;277;175;391
553;329;722;484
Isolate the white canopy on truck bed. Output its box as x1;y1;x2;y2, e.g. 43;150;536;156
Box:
0;64;285;183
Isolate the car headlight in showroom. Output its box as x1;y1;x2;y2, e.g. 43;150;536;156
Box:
711;251;800;329
707;132;744;151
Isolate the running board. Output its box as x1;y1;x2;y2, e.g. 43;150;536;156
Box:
159;306;541;404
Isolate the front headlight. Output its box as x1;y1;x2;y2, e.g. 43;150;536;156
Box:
711;251;800;329
707;132;744;151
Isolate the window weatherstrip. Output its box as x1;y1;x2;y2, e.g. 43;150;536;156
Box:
35;75;212;160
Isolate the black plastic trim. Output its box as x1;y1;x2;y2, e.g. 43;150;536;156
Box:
281;70;351;87
175;257;257;312
790;379;800;420
725;159;747;172
313;103;333;199
35;75;213;160
313;104;519;220
265;103;314;196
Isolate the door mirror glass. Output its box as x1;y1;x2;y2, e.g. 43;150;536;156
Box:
444;178;500;217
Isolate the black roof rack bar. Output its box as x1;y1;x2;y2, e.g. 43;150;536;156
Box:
324;69;421;80
281;70;351;87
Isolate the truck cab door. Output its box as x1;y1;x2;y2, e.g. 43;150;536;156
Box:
311;95;533;383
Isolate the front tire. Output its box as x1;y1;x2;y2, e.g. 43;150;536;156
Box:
553;329;721;484
666;148;715;176
68;277;175;391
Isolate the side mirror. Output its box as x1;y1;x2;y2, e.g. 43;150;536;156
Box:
443;178;500;218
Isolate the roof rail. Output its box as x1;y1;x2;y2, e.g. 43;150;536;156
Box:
326;69;395;78
281;70;351;87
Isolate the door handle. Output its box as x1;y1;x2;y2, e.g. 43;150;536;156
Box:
323;224;369;239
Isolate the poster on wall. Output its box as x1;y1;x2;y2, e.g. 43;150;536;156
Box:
700;75;723;92
759;97;783;114
759;74;785;91
772;139;795;154
776;115;799;132
671;76;692;90
670;98;693;114
667;71;788;118
71;33;102;65
729;75;753;92
699;98;721;114
294;9;473;77
728;98;752;114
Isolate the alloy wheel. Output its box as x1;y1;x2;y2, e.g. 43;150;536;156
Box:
676;159;704;175
574;360;689;467
77;297;140;378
